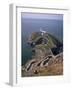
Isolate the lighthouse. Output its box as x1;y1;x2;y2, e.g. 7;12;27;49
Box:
40;28;46;36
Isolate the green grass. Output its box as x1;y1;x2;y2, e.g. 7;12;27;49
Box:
35;44;49;49
35;34;56;49
30;32;62;49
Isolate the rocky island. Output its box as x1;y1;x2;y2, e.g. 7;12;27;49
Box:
22;31;63;77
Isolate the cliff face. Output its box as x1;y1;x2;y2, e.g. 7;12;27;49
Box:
22;53;63;76
22;32;63;77
28;31;62;59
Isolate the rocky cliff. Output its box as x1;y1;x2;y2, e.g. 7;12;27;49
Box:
22;31;63;77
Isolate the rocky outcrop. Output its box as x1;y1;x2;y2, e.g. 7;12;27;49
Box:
28;31;62;48
22;31;63;77
22;52;63;76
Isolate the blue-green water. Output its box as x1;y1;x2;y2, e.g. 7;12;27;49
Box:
22;42;32;65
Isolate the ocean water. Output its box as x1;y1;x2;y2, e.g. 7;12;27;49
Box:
21;18;63;65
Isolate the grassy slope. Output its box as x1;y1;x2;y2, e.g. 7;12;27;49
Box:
32;55;63;76
35;33;58;49
38;62;63;76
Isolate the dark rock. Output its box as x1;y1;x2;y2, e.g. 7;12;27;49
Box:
34;70;38;74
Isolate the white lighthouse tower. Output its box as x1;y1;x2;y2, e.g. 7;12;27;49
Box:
40;28;46;36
